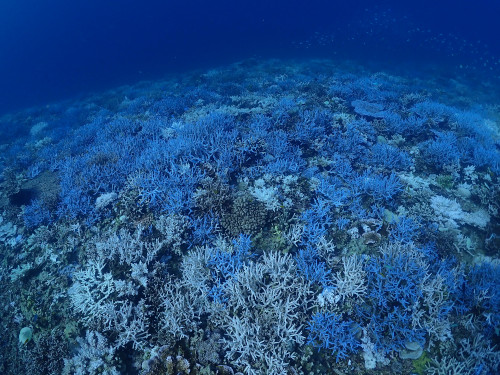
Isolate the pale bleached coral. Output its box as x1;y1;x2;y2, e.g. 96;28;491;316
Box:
318;255;367;307
217;252;313;375
430;195;490;230
62;331;120;375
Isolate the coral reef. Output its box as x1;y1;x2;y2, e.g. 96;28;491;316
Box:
0;59;499;375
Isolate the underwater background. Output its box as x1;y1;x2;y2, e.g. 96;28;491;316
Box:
1;0;500;116
1;1;499;374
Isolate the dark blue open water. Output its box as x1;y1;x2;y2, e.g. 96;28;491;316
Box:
1;0;499;115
